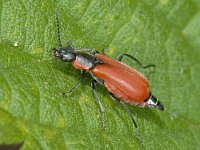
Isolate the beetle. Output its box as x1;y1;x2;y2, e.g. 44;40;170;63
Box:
53;10;165;145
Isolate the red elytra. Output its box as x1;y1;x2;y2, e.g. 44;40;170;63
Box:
92;53;149;106
71;52;164;110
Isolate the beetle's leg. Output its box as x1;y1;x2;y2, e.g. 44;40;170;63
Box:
120;101;144;145
101;48;107;55
118;53;155;70
76;48;106;55
63;70;86;95
76;48;98;54
110;93;144;145
66;40;74;48
91;80;105;128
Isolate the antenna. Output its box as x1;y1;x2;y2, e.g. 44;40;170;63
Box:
54;9;62;48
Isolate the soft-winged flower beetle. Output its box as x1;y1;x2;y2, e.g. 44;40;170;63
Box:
53;9;165;145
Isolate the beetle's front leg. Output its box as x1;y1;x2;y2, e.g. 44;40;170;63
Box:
63;70;86;95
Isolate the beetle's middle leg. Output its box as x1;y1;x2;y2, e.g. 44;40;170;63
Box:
110;93;144;145
91;80;105;128
118;53;155;70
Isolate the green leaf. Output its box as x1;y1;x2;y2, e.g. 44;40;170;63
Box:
1;0;200;149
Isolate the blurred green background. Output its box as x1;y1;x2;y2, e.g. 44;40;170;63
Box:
0;0;200;149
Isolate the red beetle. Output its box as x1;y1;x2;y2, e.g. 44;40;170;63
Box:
53;10;165;145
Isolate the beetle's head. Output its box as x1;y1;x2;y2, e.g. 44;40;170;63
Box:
53;46;76;62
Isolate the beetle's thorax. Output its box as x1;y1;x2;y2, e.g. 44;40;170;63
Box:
73;53;102;71
72;53;94;71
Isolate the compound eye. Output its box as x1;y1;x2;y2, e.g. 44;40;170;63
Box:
61;53;76;62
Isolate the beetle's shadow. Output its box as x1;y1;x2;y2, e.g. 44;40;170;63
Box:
92;84;165;129
90;84;166;130
135;107;165;128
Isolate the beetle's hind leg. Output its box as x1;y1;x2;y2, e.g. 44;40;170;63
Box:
118;53;155;71
91;80;105;128
110;93;144;146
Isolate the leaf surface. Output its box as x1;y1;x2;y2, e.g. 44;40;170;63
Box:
0;1;200;149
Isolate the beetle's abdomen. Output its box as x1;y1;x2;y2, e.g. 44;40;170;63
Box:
91;63;150;106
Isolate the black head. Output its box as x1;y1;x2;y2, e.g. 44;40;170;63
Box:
53;46;76;62
53;10;76;62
